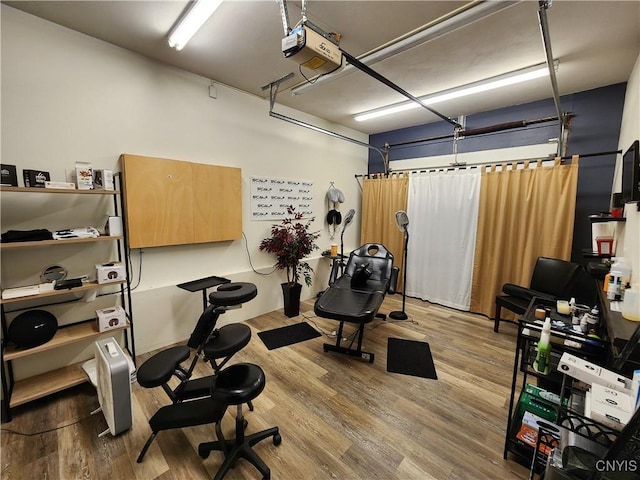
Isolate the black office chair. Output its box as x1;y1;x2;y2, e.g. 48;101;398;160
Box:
494;257;583;332
138;362;281;480
314;243;398;363
136;282;257;461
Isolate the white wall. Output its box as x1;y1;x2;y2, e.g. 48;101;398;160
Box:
614;53;640;284
1;6;368;376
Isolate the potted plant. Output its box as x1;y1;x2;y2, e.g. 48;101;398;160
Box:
259;206;320;317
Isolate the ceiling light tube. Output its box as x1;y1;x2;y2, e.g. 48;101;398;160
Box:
168;0;223;51
354;62;555;122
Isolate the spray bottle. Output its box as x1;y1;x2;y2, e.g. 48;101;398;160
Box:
533;317;552;375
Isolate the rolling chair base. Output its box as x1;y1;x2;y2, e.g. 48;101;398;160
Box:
199;414;281;480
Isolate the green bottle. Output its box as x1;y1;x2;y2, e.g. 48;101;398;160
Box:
533;317;552;375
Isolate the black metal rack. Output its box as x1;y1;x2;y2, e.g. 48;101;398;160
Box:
504;297;608;472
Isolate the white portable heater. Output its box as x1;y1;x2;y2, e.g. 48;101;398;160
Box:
94;337;133;436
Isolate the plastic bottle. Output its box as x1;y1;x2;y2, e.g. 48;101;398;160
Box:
611;257;632;285
608;271;621;300
622;283;640;322
533;317;552;375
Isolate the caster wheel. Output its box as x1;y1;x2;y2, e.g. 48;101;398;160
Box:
273;433;282;446
243;419;249;430
198;445;210;459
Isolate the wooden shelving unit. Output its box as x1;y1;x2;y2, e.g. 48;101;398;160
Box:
0;181;134;422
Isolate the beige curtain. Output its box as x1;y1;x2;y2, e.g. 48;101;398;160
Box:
361;173;409;286
470;157;580;318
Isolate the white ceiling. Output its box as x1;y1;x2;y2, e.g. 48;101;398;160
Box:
4;0;639;135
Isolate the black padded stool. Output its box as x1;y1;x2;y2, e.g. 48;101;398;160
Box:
199;363;281;480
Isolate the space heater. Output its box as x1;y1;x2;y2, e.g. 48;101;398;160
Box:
94;337;133;436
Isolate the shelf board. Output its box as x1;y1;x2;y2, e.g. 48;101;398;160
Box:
588;215;626;223
4;320;129;361
0;186;119;195
1;280;126;305
0;235;122;249
9;364;89;408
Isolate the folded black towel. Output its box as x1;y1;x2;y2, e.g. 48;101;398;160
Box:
1;229;53;243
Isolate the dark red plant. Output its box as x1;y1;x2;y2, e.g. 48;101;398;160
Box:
259;206;320;286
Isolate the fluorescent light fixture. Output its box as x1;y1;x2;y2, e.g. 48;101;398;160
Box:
354;62;555;122
168;0;223;51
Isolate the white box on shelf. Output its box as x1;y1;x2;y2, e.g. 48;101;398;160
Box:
557;352;630;392
96;262;126;284
590;383;634;430
104;216;123;237
75;162;93;190
45;181;76;190
93;169;114;190
96;306;127;332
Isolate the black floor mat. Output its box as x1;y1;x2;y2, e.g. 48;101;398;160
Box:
386;337;438;379
258;322;322;350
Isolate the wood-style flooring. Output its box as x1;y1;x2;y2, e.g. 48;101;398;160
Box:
1;295;530;479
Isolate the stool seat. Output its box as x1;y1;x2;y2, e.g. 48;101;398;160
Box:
204;324;251;360
209;282;257;307
137;346;190;388
211;363;265;405
149;397;227;432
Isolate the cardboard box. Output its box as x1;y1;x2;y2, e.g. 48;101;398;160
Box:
524;383;567;406
104;217;123;237
557;352;630;392
1;164;18;186
96;305;127;332
45;181;76;190
631;370;640;411
516;391;559;422
515;411;559;455
96;262;126;284
93;169;114;190
22;169;50;188
589;383;634;430
75;162;93;190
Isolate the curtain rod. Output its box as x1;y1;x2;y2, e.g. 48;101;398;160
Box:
354;149;622;178
385;115;562;149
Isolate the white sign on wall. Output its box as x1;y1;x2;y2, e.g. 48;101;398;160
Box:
250;176;314;221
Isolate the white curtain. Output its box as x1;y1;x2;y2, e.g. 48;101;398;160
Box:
406;169;481;310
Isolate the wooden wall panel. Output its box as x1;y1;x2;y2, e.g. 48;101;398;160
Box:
120;154;242;248
191;163;242;243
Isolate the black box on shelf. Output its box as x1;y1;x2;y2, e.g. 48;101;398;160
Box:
23;169;50;188
1;164;18;186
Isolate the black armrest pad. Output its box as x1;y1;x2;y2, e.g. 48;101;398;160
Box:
502;283;557;303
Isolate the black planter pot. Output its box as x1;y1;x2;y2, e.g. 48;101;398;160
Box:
281;282;302;318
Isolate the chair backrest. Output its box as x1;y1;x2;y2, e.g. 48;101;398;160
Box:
344;243;394;289
187;303;220;349
530;257;580;298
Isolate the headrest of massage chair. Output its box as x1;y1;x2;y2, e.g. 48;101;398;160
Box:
327;188;345;204
326;209;342;226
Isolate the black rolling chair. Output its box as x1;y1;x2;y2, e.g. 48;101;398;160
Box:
136;282;257;462
199;363;281;480
494;257;586;332
137;362;281;479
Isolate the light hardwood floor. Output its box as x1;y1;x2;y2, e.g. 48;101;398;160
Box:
1;295;530;479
